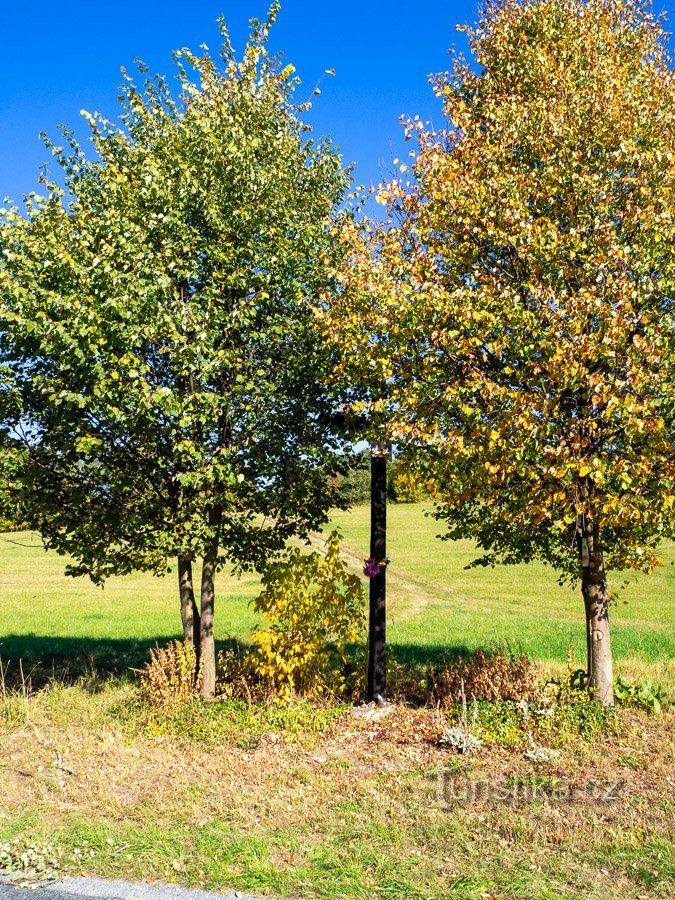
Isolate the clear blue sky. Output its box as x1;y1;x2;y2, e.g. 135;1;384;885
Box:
1;1;674;202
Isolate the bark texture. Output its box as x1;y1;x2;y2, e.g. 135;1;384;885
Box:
199;507;222;698
580;520;614;706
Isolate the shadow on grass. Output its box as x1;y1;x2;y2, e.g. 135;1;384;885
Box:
0;632;507;683
389;641;526;667
0;634;245;688
0;634;518;668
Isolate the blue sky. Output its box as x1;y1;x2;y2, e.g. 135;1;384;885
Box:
1;1;674;202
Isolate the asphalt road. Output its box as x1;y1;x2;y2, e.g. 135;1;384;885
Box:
0;878;253;900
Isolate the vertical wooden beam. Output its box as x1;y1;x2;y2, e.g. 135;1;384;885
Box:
368;451;387;702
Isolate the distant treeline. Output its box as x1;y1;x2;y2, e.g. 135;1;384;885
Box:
332;450;433;505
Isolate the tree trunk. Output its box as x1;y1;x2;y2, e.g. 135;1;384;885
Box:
178;556;201;672
580;520;614;706
199;508;222;699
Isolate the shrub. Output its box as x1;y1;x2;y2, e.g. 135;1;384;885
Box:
141;640;200;709
428;646;539;706
250;531;365;700
330;450;436;505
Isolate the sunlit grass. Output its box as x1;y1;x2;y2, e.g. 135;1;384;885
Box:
1;503;672;683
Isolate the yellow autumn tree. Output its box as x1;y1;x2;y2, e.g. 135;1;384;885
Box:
320;0;675;705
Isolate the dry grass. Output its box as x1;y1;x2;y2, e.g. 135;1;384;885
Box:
1;677;673;898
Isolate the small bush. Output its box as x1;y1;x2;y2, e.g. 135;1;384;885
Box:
440;726;483;754
141;640;200;709
251;532;365;701
428;646;539;706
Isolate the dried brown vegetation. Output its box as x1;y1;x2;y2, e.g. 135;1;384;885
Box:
140;640;201;709
428;646;540;706
1;675;672;898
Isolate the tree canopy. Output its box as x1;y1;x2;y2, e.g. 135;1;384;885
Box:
0;2;354;694
321;0;675;703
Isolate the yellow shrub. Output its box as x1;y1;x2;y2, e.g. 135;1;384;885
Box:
251;532;365;700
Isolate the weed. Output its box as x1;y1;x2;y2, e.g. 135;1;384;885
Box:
439;726;483;754
448;688;620;748
546;695;620;743
0;658;32;726
428;645;539;705
460;700;525;746
614;676;664;715
524;736;562;765
618;753;647;771
140;640;201;709
143;696;347;746
439;680;483;754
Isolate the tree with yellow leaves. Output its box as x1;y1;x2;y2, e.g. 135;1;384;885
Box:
321;0;675;705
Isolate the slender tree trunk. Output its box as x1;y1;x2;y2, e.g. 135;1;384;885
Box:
199;508;222;699
178;556;201;673
580;520;614;706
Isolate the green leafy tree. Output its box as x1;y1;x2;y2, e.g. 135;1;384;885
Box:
0;444;27;532
322;0;675;704
0;4;353;695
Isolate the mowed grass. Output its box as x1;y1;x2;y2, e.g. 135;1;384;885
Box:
0;532;261;670
0;503;673;682
328;506;675;682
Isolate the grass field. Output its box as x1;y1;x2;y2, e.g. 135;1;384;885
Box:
1;503;673;683
1;504;674;899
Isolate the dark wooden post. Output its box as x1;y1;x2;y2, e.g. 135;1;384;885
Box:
368;442;389;703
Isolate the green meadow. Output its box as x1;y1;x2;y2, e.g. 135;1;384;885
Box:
1;504;672;683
